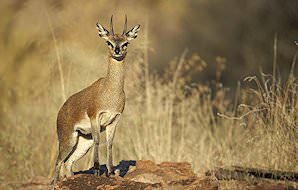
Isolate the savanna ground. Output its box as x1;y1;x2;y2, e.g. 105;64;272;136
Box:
0;1;297;189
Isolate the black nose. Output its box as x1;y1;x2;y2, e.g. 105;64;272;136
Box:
115;47;120;54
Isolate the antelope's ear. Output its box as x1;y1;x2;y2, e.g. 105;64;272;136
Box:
96;23;109;40
125;24;140;41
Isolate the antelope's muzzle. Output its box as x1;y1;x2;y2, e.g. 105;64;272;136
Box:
115;47;121;55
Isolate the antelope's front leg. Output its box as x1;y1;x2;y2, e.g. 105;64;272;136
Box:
91;118;100;175
105;114;120;176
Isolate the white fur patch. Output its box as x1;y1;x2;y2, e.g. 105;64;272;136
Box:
74;113;91;134
65;135;93;175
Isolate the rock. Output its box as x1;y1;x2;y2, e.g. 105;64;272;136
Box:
135;160;159;171
253;182;288;190
130;173;164;184
123;160;206;189
54;160;218;190
56;174;161;190
185;177;219;190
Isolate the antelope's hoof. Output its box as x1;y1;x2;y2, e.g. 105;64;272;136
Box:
94;162;100;169
94;169;100;176
93;162;100;176
107;167;115;177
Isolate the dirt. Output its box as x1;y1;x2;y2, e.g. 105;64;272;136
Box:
19;160;297;190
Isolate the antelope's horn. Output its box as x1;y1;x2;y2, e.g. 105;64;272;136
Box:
122;15;127;35
110;15;114;35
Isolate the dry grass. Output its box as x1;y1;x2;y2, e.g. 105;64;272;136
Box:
3;37;297;187
0;1;297;189
117;47;298;173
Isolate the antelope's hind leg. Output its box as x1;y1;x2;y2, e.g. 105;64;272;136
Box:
53;133;78;185
64;133;93;177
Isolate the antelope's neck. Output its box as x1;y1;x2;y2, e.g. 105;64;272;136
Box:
105;57;125;91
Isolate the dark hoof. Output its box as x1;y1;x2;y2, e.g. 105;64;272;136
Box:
94;169;100;176
94;162;100;169
106;166;116;177
93;162;100;176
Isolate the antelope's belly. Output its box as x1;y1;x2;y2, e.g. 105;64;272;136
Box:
73;111;121;134
74;112;92;135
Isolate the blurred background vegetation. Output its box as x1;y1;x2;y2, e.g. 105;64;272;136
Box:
0;0;297;189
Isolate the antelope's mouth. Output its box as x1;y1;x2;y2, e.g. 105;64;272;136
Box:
112;53;126;61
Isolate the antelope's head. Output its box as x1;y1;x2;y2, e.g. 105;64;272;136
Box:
96;15;140;61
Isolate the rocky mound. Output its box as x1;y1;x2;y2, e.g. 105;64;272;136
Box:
55;160;218;190
19;160;296;190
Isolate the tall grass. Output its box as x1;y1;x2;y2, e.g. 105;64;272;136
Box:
1;41;297;189
115;45;297;174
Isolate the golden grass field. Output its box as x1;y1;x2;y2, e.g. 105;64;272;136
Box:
0;1;297;189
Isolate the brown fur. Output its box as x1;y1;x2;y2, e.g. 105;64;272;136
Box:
57;58;125;143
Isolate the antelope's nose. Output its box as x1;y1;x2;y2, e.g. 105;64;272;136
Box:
115;47;120;54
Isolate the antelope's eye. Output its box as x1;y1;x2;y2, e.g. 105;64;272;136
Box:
121;42;129;48
106;41;114;48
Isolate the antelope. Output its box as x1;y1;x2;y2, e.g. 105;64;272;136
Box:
53;15;140;185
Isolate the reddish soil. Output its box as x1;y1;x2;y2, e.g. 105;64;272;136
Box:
19;160;296;190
